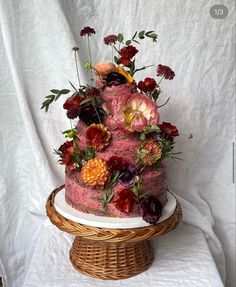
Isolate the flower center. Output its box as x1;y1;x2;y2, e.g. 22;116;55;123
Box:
124;107;142;126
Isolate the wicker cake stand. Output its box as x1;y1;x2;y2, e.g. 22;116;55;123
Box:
46;185;182;280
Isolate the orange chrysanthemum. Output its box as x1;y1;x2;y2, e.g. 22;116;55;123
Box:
86;124;111;151
81;158;109;189
136;139;162;166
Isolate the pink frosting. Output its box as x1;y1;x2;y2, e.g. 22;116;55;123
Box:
64;83;168;218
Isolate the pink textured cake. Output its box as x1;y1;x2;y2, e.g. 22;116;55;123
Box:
42;27;179;224
65;120;168;217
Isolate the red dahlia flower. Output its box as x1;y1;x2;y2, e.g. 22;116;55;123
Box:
86;124;111;151
118;45;138;66
63;95;81;119
104;34;118;45
138;78;157;93
158;122;179;140
106;156;127;172
58;141;75;171
80;26;96;37
156;64;175;80
113;188;137;213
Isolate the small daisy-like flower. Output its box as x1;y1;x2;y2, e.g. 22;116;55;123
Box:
86;124;111;151
81;158;109;189
136;139;162;166
80;26;96;37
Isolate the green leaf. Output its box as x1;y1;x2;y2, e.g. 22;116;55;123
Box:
140;132;145;141
132;39;140;44
145;31;154;35
125;40;131;45
50;89;60;94
114;56;120;65
55;93;62;101
70;92;79;99
117;33;124;42
132;31;137;40
107;194;114;203
60;89;70;94
80;97;92;105
69;81;78;91
53;149;62;156
138;30;145;39
84;147;95;160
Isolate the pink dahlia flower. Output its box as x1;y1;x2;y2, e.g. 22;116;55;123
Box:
105;93;159;132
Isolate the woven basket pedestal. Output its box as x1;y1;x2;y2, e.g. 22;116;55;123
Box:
70;237;154;279
46;185;182;280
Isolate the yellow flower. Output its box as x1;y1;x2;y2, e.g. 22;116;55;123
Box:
81;158;109;189
117;65;134;83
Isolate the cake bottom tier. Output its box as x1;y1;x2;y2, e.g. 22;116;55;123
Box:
65;165;168;218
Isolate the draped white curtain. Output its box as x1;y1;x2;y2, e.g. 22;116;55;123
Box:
0;0;235;286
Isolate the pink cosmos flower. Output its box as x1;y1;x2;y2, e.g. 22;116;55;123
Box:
104;93;159;132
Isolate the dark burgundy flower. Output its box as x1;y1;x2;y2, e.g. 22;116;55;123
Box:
113;188;137;213
106;156;127;172
78;104;104;125
138;78;157;93
63;95;82;119
118;45;138;66
105;72;127;86
80;26;96;37
104;34;118;45
119;165;138;187
58;141;75;171
156;64;175;80
85;87;100;97
140;195;163;224
158;122;179;140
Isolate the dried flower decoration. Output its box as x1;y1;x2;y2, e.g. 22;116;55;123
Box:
156;64;175;80
113;188;137;213
86;124;111;151
136;139;162;166
81;158;109;189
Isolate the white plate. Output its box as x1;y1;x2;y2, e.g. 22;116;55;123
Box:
54;189;176;229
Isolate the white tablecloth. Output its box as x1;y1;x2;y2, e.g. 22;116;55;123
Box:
23;221;223;287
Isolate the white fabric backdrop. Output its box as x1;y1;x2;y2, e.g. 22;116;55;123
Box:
0;0;235;286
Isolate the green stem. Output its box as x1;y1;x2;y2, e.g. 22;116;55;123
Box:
74;50;81;86
87;36;93;83
158;75;164;85
111;46;114;63
92;97;102;124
